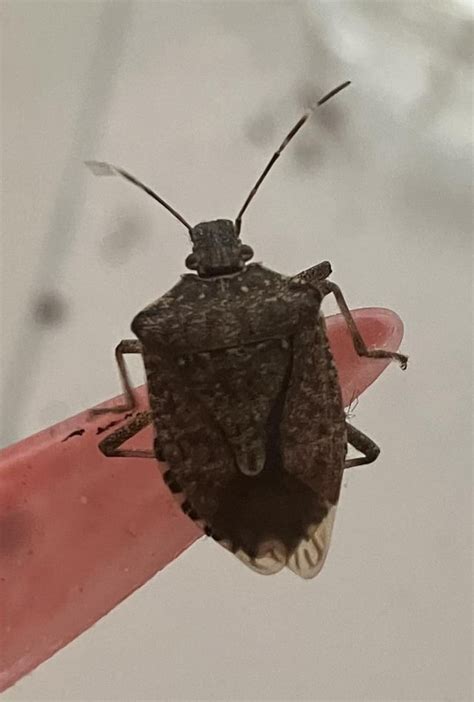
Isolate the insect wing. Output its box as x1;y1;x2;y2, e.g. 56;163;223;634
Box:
286;506;337;579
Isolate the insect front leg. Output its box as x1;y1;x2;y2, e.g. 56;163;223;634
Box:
98;410;154;458
345;422;380;468
91;339;142;415
321;281;408;369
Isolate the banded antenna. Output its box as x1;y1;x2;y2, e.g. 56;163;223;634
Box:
235;80;351;235
85;161;192;233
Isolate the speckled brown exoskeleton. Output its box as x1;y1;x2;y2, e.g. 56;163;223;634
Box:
87;82;408;579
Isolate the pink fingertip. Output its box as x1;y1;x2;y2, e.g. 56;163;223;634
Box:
0;306;404;691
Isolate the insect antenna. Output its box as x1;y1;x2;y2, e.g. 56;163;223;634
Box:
85;161;192;233
234;80;351;235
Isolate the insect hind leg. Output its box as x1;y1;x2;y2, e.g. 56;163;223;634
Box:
344;422;380;468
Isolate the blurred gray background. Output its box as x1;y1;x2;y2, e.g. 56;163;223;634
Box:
1;1;472;700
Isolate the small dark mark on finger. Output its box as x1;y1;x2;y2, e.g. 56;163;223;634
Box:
62;428;86;442
96;420;120;435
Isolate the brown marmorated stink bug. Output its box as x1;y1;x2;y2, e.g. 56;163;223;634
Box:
87;81;407;579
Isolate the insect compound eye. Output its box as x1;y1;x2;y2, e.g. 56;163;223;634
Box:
240;244;254;261
185;253;199;270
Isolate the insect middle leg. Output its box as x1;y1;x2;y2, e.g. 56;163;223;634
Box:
98;410;155;458
91;339;142;415
321;281;408;369
345;422;380;469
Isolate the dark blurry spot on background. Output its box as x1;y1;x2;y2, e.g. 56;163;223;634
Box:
99;213;150;266
32;291;68;327
245;111;277;148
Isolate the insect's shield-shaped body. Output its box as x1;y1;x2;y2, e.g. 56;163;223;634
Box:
88;82;408;579
132;220;344;576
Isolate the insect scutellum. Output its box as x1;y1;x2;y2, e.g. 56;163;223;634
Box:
86;80;350;277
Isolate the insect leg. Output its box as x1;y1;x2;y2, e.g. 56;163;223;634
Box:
344;422;380;468
321;281;408;369
98;410;154;458
91;339;142;415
